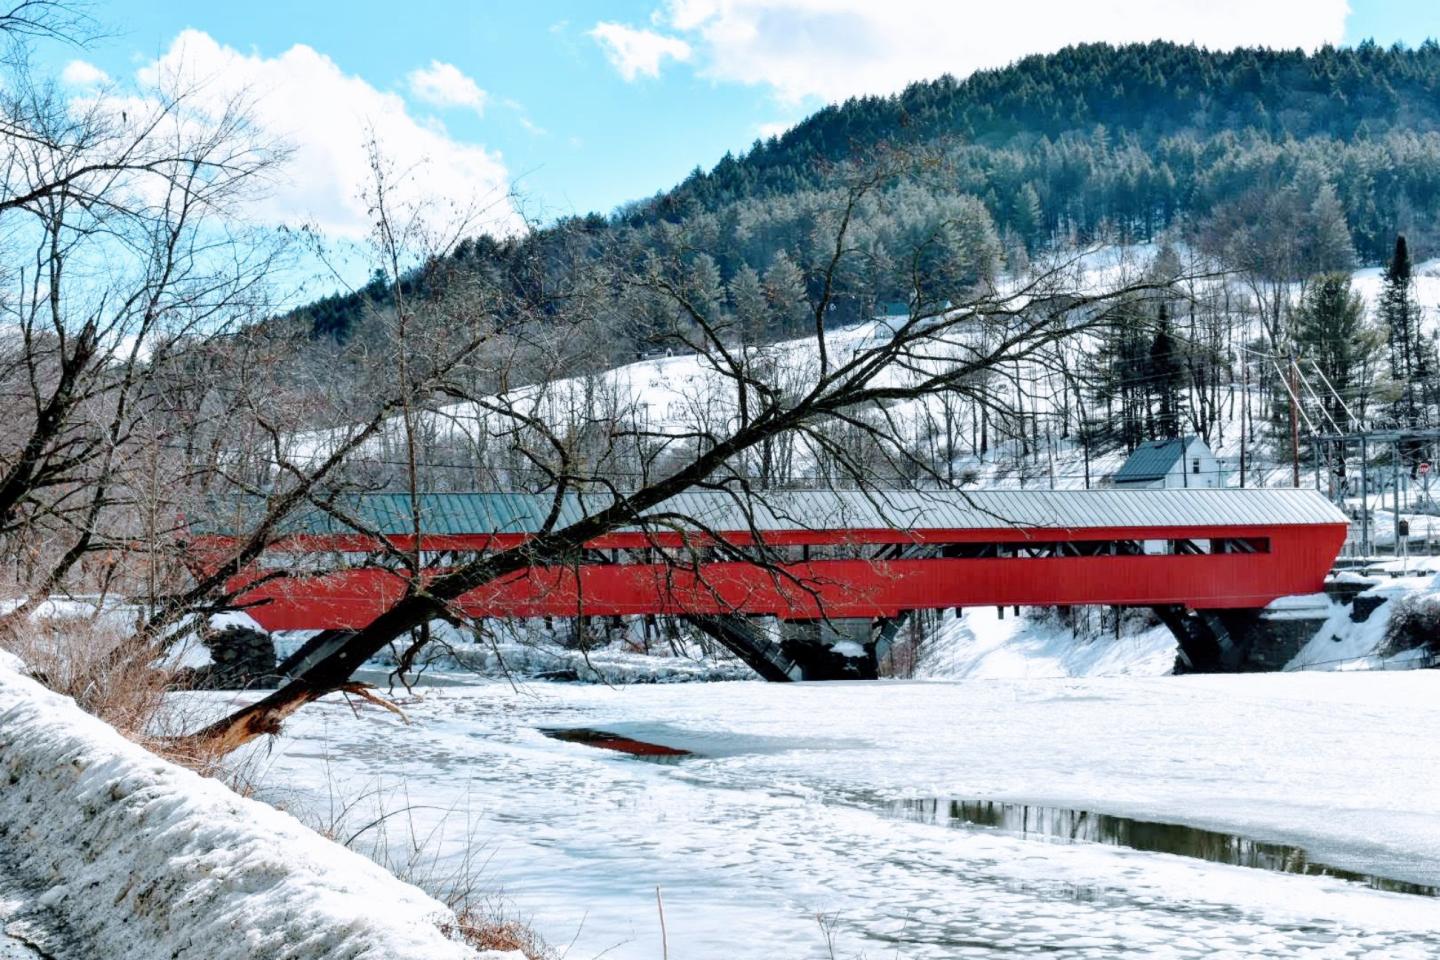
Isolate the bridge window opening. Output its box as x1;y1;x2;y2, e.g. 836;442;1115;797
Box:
803;543;859;561
872;543;904;561
941;543;1001;558
258;549;490;571
1213;537;1270;554
254;534;1273;572
929;537;1267;559
419;550;475;566
256;551;336;571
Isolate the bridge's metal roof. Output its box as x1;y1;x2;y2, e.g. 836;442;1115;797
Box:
639;488;1345;533
194;487;1346;538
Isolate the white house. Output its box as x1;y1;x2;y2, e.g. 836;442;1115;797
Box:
1112;436;1221;489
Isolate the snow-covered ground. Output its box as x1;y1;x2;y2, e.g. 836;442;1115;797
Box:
0;654;510;960
204;672;1440;959
914;606;1178;679
1286;573;1440;672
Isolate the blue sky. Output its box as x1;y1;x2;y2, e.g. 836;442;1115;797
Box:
39;1;786;225
29;1;1439;295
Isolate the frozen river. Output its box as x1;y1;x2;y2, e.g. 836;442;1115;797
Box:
235;674;1440;958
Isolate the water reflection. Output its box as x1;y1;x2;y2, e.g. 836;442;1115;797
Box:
540;726;692;762
895;799;1439;897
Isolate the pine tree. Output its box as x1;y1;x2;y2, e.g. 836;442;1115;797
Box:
727;264;767;342
1300;181;1355;274
1294;272;1377;432
1012;183;1043;248
689;253;724;318
1148;303;1185;438
1379;235;1422;426
1089;296;1152;451
762;250;808;335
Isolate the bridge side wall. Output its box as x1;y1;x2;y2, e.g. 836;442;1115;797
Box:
222;524;1348;631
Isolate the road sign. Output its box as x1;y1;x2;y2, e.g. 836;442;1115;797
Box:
1421;462;1431;475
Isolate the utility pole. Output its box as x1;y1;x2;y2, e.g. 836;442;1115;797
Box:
1394;440;1402;559
1288;356;1301;488
1360;435;1369;555
1239;362;1248;488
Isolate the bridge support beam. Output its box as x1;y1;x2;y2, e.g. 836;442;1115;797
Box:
872;610;918;675
779;619;877;681
1154;606;1235;672
683;615;879;681
275;629;358;681
684;615;795;682
1155;606;1324;673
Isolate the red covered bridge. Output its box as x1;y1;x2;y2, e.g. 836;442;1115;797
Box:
188;488;1348;679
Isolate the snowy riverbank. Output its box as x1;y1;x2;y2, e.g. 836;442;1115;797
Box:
0;653;508;960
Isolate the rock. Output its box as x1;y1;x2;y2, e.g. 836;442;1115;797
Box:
180;627;279;690
1351;594;1389;623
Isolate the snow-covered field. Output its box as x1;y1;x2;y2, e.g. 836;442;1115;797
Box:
212;672;1440;959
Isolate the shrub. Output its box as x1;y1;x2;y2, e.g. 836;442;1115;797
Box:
1;615;175;738
1382;592;1440;657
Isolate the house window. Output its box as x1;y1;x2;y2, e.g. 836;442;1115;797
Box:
1192;458;1200;474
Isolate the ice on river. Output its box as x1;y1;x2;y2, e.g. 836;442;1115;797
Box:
223;674;1440;959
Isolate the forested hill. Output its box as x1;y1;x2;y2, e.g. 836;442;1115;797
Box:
298;40;1440;343
643;41;1440;253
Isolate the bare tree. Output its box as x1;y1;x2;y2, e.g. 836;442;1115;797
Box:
0;29;287;634
172;155;1182;755
0;2;91;45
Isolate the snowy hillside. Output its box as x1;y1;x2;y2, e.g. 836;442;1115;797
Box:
281;246;1440;495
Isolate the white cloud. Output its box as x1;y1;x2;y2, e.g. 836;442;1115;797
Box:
757;120;792;139
60;59;109;88
589;22;692;80
657;0;1352;104
407;60;488;116
131;31;518;239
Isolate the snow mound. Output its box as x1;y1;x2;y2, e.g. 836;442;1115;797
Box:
0;660;511;960
1262;593;1334;620
0;646;25;676
915;607;1176;679
1284;576;1440;671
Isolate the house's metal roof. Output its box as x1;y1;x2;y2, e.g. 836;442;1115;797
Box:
194;487;1346;538
1113;436;1202;483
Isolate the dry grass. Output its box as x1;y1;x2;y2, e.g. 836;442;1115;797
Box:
1;614;175;738
300;769;557;960
0;612;259;782
384;814;558;960
444;899;556;958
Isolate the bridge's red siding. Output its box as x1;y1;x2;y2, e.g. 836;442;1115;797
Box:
207;522;1348;631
